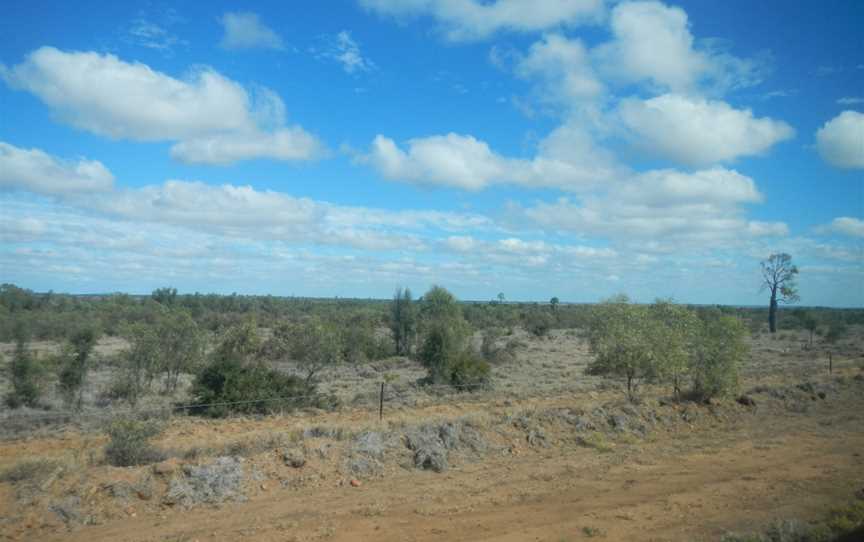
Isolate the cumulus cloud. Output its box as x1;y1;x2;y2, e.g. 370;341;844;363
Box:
360;0;605;41
1;47;321;165
817;217;864;238
815;110;864;169
362;122;622;191
593;1;767;94
318;31;375;73
0;141;114;196
617;94;794;166
220;12;284;50
514;34;603;106
365;133;508;190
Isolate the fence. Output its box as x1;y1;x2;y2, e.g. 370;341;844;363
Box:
0;381;502;435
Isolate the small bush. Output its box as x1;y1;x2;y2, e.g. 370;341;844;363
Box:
525;309;554;338
5;337;46;408
104;418;166;467
448;351;491;391
57;328;99;409
188;356;325;418
690;315;748;401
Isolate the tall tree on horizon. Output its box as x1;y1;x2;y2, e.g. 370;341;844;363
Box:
760;253;800;333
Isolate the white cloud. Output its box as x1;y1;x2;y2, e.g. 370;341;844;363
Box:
617;94;794;166
818;217;864;238
220;12;284;50
514;34;603;106
816;110;864;169
363;122;622;191
2;47;321;165
170;128;324;165
517;167;785;248
360;0;605;41
319;31;375;73
0;141;114;196
836;97;864;105
127;19;185;53
365;133;507;190
619;167;763;206
593;1;766;94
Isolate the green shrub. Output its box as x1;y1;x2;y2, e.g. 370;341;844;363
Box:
586;297;660;400
448;351;491;391
188;356;325;417
57;328;99;409
5;335;46;408
104;418;166;467
689;314;748;401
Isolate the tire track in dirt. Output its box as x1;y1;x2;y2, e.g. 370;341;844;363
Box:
40;410;863;542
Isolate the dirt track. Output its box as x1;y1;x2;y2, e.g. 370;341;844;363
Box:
26;386;862;542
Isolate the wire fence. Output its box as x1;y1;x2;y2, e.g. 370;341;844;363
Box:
0;380;502;429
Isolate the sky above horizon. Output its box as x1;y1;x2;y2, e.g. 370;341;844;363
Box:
1;0;862;306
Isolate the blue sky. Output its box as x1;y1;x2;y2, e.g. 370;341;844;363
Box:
0;0;862;305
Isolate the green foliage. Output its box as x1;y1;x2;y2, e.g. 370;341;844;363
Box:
5;331;46;408
109;310;203;403
151;287;178;306
420;285;463;325
647;299;698;399
266;317;343;382
417;286;485;389
586;296;659;400
525;307;555;338
103;418;166;467
689;313;748;401
57;328;99;409
213;319;262;364
419;320;470;384
588;297;746;402
189;356;319;417
338;315;393;363
390;287;417;356
447;350;491;391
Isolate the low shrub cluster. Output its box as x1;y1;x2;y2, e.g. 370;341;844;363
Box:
189;356;322;417
587;296;748;402
104;418;166;467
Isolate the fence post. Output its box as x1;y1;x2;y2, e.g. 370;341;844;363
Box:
379;382;385;422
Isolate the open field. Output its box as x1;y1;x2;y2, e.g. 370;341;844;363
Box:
1;324;863;542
